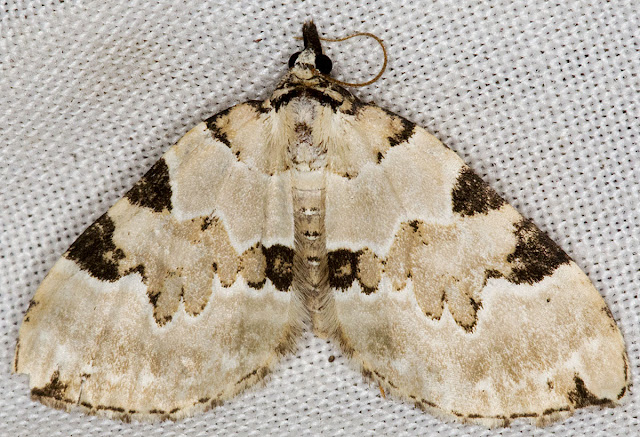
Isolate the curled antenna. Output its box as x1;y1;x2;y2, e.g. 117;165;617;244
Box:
295;21;387;87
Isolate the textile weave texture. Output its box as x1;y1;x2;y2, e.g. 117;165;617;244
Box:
1;1;638;436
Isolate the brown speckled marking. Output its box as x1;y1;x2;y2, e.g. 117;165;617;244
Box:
263;244;294;291
507;219;571;284
65;213;125;282
451;166;505;217
328;249;358;290
125;158;173;213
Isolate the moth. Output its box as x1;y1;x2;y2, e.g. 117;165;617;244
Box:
14;22;629;427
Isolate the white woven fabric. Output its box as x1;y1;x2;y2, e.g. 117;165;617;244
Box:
1;1;638;435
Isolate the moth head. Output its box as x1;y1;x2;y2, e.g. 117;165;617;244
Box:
288;21;333;77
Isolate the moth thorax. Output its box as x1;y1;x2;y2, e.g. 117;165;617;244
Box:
287;97;327;172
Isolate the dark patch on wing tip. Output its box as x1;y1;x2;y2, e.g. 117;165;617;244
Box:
451;167;505;217
263;244;294;291
31;370;67;400
65;213;125;282
377;151;384;163
125;157;173;213
507;219;571;285
328;249;358;290
568;375;613;409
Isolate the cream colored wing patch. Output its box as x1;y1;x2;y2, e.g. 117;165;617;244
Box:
324;115;629;427
14;103;300;422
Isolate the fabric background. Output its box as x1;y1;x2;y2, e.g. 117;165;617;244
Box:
1;1;638;435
